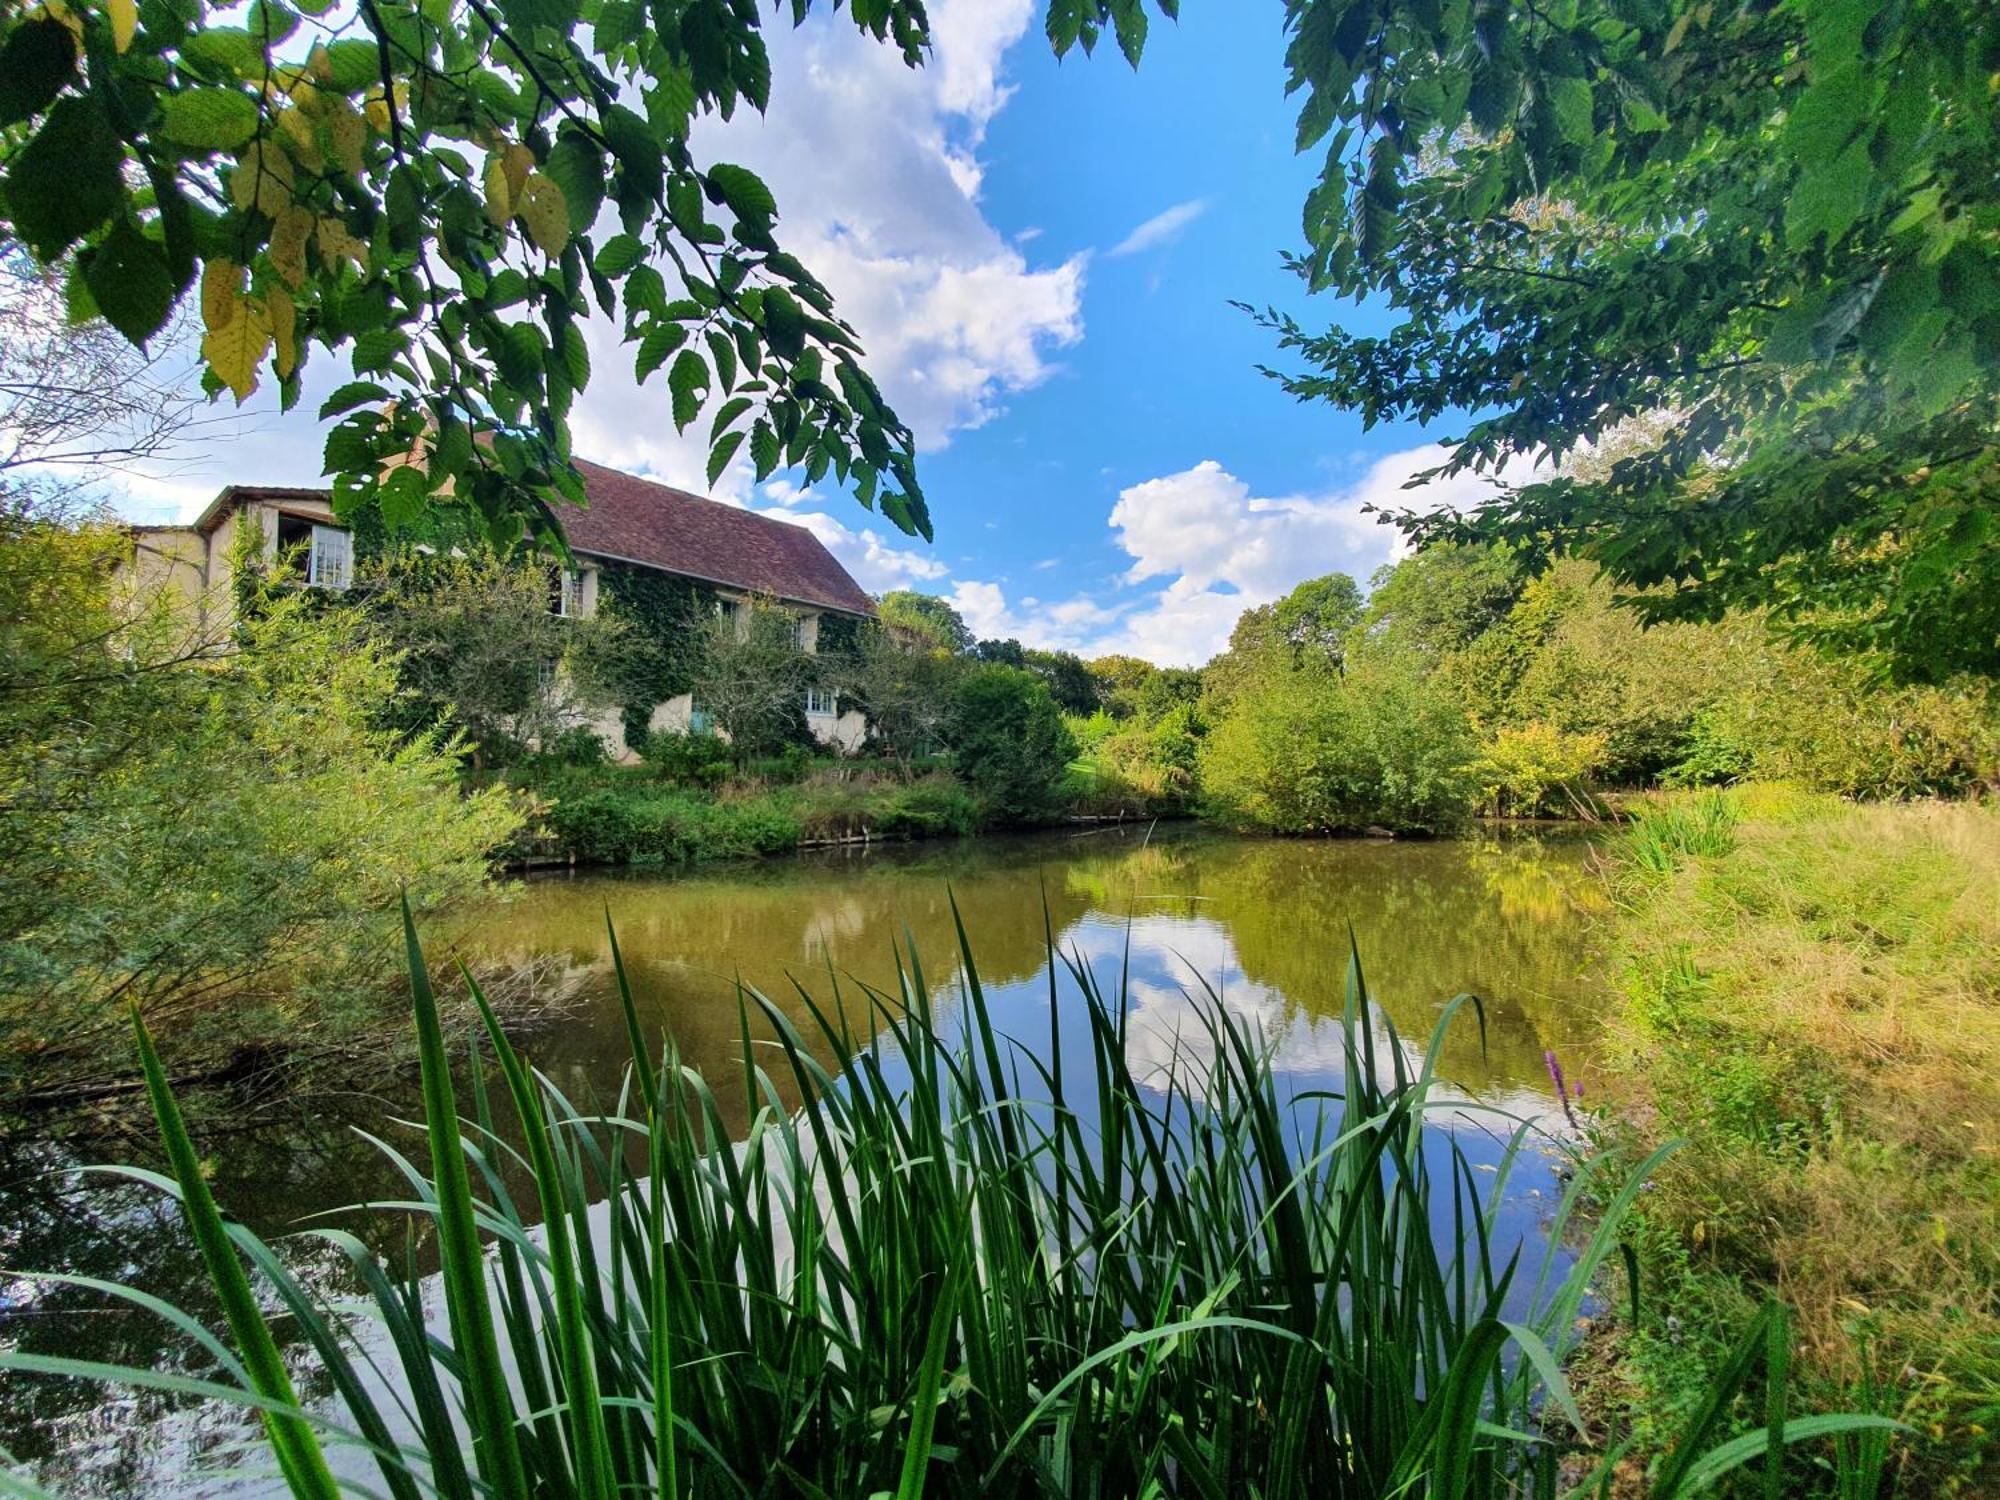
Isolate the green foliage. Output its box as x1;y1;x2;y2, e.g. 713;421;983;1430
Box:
10;916;1899;1497
1271;572;1363;670
688;597;820;761
542;785;801;864
1258;0;2000;680
638;729;731;788
10;0;1232;543
594;564;711;747
878;588;972;654
838;621;960;763
1201;662;1479;834
0;510;519;1105
948;664;1077;825
1620;792;1738;877
362;546;629;766
1022;646;1097;714
1076;702;1207;816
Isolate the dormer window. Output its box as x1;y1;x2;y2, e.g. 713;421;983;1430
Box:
275;514;352;590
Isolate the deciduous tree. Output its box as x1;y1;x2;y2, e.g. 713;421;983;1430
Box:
1255;0;2000;679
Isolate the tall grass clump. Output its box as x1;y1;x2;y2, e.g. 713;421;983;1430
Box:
1621;789;1737;875
2;904;1894;1497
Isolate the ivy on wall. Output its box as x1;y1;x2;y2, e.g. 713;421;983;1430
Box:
596;563;715;746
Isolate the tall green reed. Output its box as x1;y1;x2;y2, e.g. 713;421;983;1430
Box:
2;898;1897;1496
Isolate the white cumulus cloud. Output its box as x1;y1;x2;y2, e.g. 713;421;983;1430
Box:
948;444;1535;668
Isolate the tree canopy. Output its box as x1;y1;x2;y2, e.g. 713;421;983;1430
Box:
0;0;1174;550
1256;0;2000;680
878;588;972;654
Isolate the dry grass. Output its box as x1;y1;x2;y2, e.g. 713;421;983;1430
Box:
1607;790;2000;1483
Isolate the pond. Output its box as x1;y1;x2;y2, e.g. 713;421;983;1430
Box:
0;823;1613;1495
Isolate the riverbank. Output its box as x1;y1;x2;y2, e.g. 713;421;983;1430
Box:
1592;787;1998;1492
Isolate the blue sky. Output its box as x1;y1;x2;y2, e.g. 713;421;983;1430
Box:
106;3;1512;666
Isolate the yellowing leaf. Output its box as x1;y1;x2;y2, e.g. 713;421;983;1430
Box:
201;258;244;332
275;106;324;171
502;141;534;199
315;215;369;271
517;172;569;257
482;155;513;226
324;98;365;175
107;0;135;52
202;295;272;401
362;81;406;135
231;139;294;216
268;286;297;379
268;204;313;288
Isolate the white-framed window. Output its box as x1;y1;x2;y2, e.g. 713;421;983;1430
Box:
789;615;806;651
553;567;580;617
308;523;352;590
805;686;837;717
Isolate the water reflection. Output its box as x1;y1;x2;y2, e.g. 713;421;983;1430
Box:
1;824;1611;1494
467;825;1609;1128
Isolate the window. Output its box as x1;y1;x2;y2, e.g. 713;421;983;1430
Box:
789;615;806;651
276;515;352;590
552;567;580;617
689;703;714;734
805;687;837;717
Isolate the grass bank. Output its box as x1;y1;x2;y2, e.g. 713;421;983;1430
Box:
1596;787;1999;1491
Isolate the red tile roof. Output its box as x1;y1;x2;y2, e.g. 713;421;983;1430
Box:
189;465;879;617
564;459;876;616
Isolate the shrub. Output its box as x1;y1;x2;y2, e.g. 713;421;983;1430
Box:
948;665;1077;825
641;730;732;788
544;786;802;864
1473;720;1606;817
1201;664;1479;834
874;774;980;838
0;522;520;1104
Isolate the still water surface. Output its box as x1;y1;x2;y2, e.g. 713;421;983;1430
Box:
2;824;1612;1494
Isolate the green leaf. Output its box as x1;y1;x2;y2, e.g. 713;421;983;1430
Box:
704;327;737;392
706;427;745;487
750;418;780;480
1550;77;1593;145
79;218;177;346
160;88;261;150
634;321;685;381
762;286;805;359
1785;143;1871;250
560;320;590;389
245;0;299;46
3;96;124;259
668;347;707;431
595;232;645;277
0;18;77;130
541;134;605;237
182;27;262;75
319;381;389;418
705;162;775;225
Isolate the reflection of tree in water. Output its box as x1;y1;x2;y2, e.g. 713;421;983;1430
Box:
1050;829;1610;1094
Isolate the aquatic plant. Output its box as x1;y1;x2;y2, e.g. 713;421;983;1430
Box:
0;904;1896;1496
